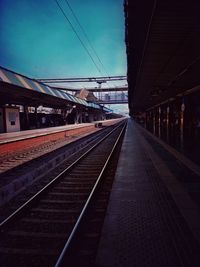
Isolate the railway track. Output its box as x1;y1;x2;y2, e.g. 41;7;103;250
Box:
0;123;113;183
0;121;124;219
0;120;122;210
0;120;127;267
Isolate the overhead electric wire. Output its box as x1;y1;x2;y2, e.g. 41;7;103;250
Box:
54;0;103;76
64;0;115;93
64;0;111;78
54;0;127;95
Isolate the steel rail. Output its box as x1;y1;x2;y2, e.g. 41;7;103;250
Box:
54;120;127;267
0;120;126;229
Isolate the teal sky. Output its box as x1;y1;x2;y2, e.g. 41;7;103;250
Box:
0;0;127;80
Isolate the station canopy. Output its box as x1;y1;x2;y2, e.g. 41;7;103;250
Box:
0;66;110;112
125;0;200;114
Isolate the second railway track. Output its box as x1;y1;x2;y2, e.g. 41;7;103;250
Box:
0;119;127;267
0;120;123;214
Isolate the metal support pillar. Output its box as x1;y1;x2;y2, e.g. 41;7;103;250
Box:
24;105;30;130
158;106;161;138
153;110;156;135
166;105;170;142
180;98;185;150
35;106;38;128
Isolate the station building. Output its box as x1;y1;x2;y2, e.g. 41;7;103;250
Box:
0;66;113;133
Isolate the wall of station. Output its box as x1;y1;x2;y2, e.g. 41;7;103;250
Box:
143;89;200;151
0;104;107;133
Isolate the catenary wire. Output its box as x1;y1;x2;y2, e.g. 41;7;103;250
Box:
64;0;111;78
54;0;104;76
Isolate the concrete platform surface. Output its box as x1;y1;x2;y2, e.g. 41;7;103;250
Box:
0;119;122;145
0;119;123;156
0;124;91;144
95;119;200;267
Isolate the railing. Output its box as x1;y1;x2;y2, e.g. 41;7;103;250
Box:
95;92;128;104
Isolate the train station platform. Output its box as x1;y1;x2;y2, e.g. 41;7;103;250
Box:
0;119;122;155
0;123;92;145
96;118;200;267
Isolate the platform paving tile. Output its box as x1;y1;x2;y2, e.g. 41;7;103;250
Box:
95;119;200;267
